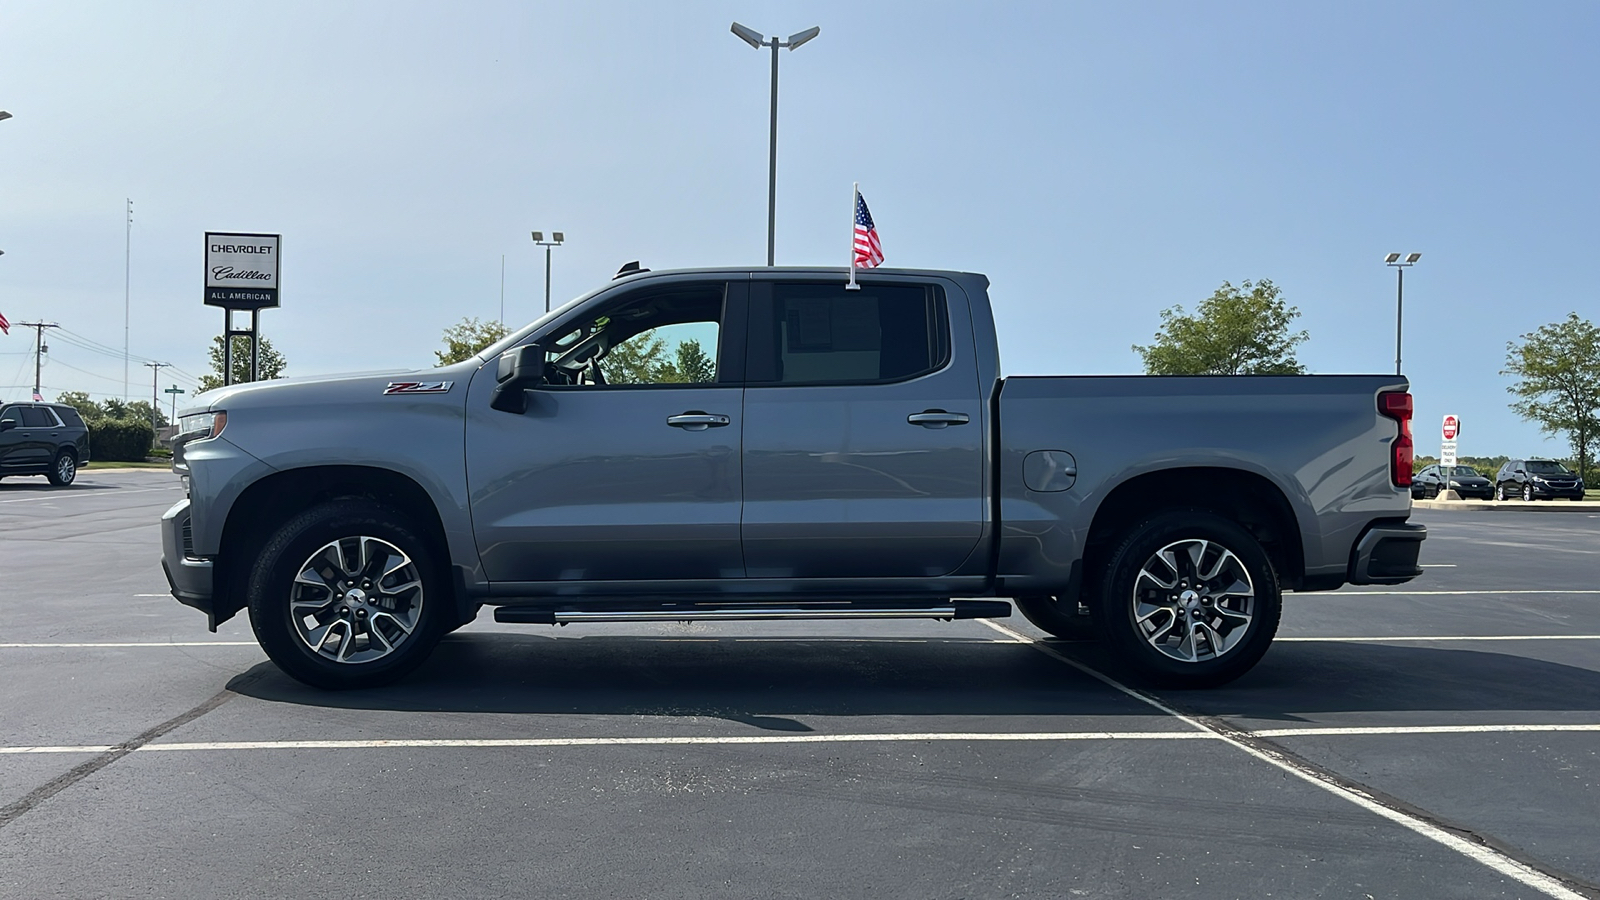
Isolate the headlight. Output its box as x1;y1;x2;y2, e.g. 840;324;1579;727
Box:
1532;475;1546;483
178;411;227;441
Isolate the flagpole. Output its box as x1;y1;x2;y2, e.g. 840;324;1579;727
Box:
846;182;860;291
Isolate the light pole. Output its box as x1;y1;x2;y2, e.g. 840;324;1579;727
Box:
531;231;564;313
730;22;821;267
1384;252;1421;376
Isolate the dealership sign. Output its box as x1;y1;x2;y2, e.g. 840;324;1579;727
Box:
205;232;281;309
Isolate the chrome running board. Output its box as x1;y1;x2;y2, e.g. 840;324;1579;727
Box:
493;600;1011;625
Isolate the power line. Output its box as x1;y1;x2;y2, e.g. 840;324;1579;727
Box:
17;322;60;400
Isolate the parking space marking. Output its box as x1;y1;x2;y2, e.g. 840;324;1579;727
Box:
0;642;258;648
1419;564;1458;567
1329;589;1600;596
0;486;181;504
0;732;1218;755
5;723;1597;757
1277;635;1600;642
1255;724;1600;738
975;619;1590;900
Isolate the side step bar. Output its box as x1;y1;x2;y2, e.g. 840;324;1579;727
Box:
494;600;1012;625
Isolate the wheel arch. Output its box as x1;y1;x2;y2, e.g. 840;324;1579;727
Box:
214;465;463;628
1083;466;1307;590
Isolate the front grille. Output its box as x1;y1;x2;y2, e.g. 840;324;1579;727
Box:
180;516;195;558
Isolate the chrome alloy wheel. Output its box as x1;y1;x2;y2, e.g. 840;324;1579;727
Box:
289;536;424;664
1131;539;1255;663
56;455;76;483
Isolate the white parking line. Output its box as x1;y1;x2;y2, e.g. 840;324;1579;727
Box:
1254;724;1600;737
0;642;257;648
0;731;1216;755
1276;635;1600;642
4;722;1599;756
975;619;1588;900
1329;590;1600;596
1419;564;1458;567
0;486;180;504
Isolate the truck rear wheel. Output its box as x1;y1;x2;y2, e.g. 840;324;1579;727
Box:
1093;510;1281;688
247;500;448;690
1013;594;1097;641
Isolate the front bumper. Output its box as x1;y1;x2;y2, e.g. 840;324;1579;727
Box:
1348;521;1426;584
1532;482;1584;499
161;498;216;621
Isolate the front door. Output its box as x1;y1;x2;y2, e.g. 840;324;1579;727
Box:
466;279;747;586
739;278;986;579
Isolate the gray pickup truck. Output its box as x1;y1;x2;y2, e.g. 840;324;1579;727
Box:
162;266;1424;689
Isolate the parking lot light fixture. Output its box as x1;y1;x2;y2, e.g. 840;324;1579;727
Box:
1385;251;1422;376
0;111;12;122
532;231;565;313
729;21;821;266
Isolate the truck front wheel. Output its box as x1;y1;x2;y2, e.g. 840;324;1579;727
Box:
247;500;448;690
1093;511;1281;688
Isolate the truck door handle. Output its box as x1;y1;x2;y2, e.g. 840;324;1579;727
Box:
666;412;731;431
907;410;970;428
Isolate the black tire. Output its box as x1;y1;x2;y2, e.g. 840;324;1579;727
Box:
1091;510;1281;689
1496;484;1506;501
1014;594;1098;641
46;450;78;486
247;500;448;690
1523;484;1533;502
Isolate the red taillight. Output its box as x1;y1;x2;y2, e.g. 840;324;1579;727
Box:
1379;391;1413;488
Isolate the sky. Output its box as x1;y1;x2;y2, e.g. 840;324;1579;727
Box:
1;1;1596;458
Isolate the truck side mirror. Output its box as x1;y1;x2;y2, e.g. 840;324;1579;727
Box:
0;418;16;432
490;344;545;414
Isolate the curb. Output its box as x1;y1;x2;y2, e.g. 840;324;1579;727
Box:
1413;499;1600;512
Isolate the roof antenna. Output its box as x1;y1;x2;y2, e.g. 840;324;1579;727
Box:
613;261;650;280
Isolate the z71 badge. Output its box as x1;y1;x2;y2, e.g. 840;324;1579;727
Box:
383;381;454;395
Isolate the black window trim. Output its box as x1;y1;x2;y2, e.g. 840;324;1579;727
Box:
744;280;953;388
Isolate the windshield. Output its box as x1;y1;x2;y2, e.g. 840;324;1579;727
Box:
1526;460;1573;475
1448;466;1479;477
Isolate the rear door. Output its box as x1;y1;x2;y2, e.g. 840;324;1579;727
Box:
13;406;57;467
739;277;985;578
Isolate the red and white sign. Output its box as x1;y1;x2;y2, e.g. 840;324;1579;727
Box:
1442;415;1459;441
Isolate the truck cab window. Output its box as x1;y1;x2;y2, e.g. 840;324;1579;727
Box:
748;282;949;385
542;285;726;388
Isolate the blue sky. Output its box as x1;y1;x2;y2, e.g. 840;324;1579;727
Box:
1;1;1596;457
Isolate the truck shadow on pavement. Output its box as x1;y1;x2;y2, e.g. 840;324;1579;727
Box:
225;633;1600;729
227;634;1160;730
1067;639;1600;723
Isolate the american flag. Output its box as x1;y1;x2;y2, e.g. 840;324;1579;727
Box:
0;310;9;335
853;190;883;269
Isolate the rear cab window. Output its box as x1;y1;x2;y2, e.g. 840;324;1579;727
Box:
746;282;950;385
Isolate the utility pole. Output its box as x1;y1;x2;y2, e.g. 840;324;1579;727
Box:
124;199;134;400
144;361;170;437
19;322;60;401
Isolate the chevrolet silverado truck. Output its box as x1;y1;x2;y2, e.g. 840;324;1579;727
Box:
162;267;1425;689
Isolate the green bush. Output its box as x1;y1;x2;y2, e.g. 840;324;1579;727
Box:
88;418;155;462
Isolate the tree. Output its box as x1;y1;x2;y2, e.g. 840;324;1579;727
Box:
199;335;288;392
603;332;672;383
55;391;104;421
670;339;716;384
436;318;511;366
1133;280;1309;375
1503;312;1600;484
51;392;167;428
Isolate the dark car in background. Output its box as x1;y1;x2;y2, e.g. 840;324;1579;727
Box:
1495;458;1585;501
1412;464;1493;500
0;402;91;486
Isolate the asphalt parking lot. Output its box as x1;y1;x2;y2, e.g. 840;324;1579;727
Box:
2;471;1598;899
